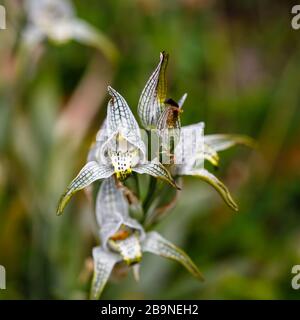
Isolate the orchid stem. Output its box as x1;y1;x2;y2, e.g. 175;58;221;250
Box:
143;176;157;216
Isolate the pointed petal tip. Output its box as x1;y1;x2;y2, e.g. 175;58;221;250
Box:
159;51;169;64
176;183;182;190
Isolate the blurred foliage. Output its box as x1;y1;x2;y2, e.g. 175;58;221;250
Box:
0;0;300;299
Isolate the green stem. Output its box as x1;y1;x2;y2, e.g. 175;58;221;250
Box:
133;172;140;198
143;176;157;217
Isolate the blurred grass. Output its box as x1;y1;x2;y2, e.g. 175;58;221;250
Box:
0;0;300;299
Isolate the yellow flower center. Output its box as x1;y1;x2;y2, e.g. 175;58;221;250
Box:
108;229;142;265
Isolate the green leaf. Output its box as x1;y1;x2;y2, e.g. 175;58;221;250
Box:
56;161;114;215
142;232;204;281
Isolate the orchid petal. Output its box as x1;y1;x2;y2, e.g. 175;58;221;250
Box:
25;0;74;22
96;178;145;248
204;134;256;152
132;162;178;189
108;233;143;265
22;24;45;47
203;143;220;167
90;247;119;300
88;119;109;164
157;104;182;153
178;93;187;109
138;52;169;129
105;86;146;157
175;122;205;169
56;161;114;215
142;232;204;281
182;168;238;211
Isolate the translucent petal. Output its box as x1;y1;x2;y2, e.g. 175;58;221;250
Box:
204;143;220;167
25;0;74;23
56;161;114;215
90;247;119;300
178;93;187;109
204;134;256;152
138;52;169;129
157;105;182;154
175;122;205;169
22;24;45;47
181;168;238;211
132;162;178;189
88;119;109;164
105;86;146;157
96;178;145;249
142;232;204;281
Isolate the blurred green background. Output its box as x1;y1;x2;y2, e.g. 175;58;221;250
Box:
1;0;300;299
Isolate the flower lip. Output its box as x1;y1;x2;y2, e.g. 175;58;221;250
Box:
108;231;143;266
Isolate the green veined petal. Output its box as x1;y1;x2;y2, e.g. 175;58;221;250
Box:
138;52;169;129
106;86;146;157
90;247;119;300
142;231;204;281
96;177;145;248
175;123;205;172
204;134;256;152
203;143;220;167
96;177;128;221
157;103;182;157
132;162;178;189
183;168;238;211
56;161;114;215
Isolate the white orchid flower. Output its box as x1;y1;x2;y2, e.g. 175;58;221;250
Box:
23;0;118;61
137;52;255;212
173;121;238;211
57;86;177;215
90;178;203;299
